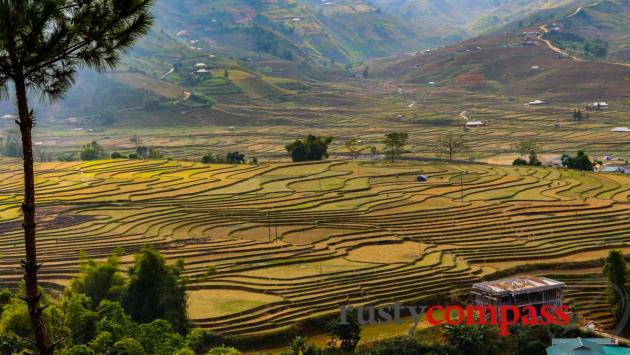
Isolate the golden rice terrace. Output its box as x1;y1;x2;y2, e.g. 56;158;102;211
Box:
0;159;628;335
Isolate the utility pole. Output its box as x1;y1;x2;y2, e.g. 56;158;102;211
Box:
460;173;464;203
267;212;271;243
275;211;278;242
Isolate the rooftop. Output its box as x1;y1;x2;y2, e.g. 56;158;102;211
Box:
473;276;564;295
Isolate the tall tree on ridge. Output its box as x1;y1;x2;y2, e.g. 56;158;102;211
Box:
0;1;153;353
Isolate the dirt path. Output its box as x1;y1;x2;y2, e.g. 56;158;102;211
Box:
538;24;630;68
159;67;174;80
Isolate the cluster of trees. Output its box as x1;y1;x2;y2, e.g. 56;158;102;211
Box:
247;25;296;61
286;135;333;162
201;151;253;164
561;151;594;171
0;246;201;354
512;141;542;166
80;141;108;161
289;132;469;163
544;32;608;59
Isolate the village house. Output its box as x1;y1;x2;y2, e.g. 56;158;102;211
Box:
588;102;608;110
465;121;485;127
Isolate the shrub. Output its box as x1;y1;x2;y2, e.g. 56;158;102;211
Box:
66;344;96;355
113;337;146;355
207;345;242;355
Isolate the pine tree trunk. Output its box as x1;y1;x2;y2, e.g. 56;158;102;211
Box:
14;76;53;355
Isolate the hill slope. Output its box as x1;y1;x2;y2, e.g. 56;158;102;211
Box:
541;0;630;62
369;0;589;45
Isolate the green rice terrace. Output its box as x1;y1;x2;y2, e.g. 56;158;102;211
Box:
0;159;629;338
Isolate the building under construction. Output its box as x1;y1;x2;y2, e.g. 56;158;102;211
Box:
472;276;564;315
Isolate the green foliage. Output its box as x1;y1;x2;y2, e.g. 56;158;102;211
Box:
285;135;333;162
136;319;186;355
89;331;116;354
202;153;224;164
443;324;491;355
135;145;163;160
383;132;409;163
96;300;136;342
604;250;628;323
64;293;99;344
58;152;77;162
0;296;34;338
561;151;594;171
110;152;127;159
122;245;189;333
288;336;319;355
114;337;146;355
175;348;197;355
0;289;11;309
0;332;30;355
356;335;456;355
207;345;243;355
512;158;528;166
226;151;246;164
205;265;217;277
544;32;608;59
326;311;361;352
72;253;125;308
80;141;107;161
202;151;245;164
66;344;96;355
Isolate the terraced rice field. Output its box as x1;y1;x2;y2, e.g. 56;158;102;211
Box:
0;159;628;336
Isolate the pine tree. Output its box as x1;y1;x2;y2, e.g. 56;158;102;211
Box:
0;1;153;353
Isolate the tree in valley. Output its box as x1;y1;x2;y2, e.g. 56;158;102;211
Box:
71;251;126;309
285;135;333;162
435;133;466;161
383;132;409;163
512;141;542;166
603;250;629;328
80;141;107;161
561;151;594;171
122;246;189;333
326;311;361;352
0;1;154;351
345;138;361;160
226;151;245;164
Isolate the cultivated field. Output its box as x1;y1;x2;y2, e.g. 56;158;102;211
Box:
0;159;628;337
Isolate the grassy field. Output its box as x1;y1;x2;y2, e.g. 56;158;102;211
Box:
0;159;628;343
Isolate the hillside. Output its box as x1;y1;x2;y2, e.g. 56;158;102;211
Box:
154;0;418;65
367;23;630;101
368;0;588;45
540;0;630;62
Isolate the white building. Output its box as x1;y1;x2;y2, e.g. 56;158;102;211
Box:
611;127;630;132
466;121;485;127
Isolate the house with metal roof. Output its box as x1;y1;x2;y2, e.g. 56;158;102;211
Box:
546;338;630;355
